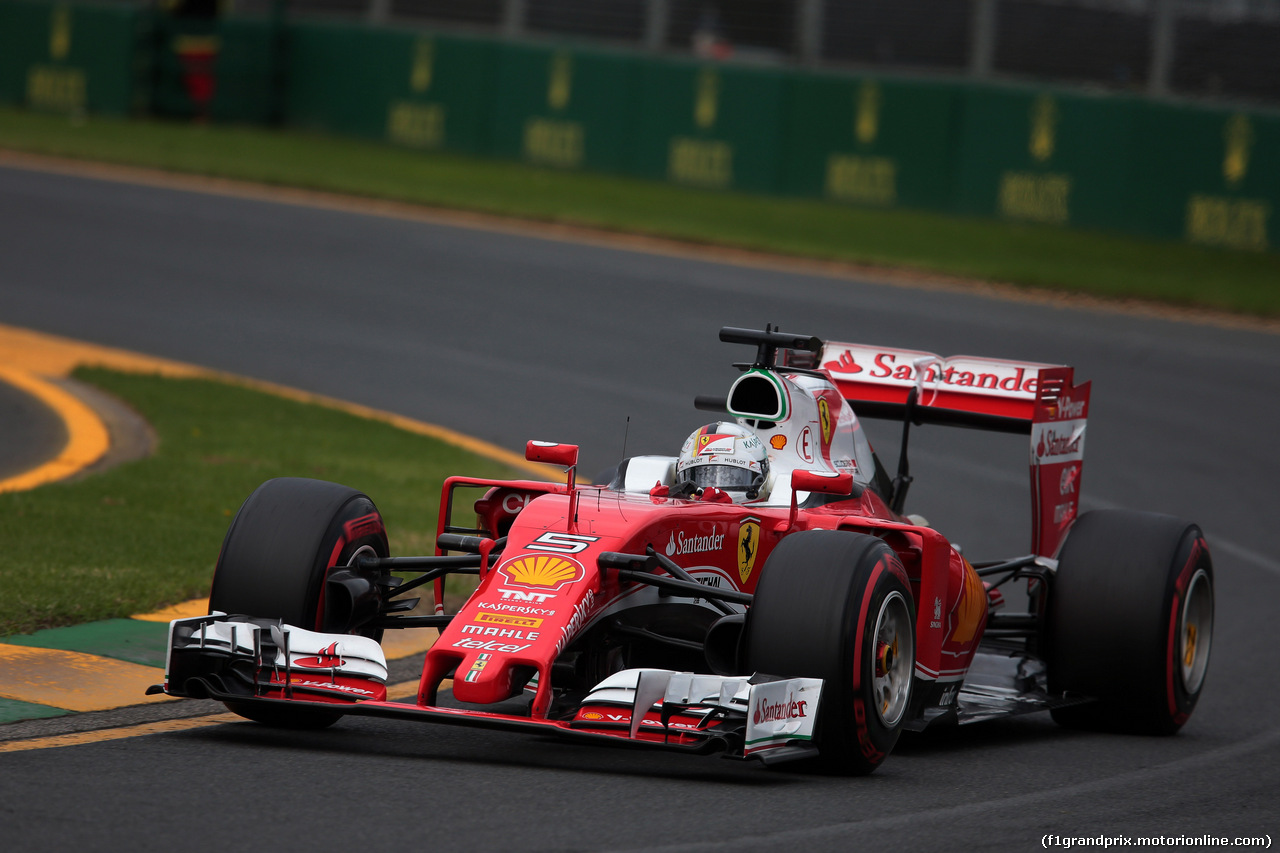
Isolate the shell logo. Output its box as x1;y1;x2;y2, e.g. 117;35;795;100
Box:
582;711;604;721
498;554;584;590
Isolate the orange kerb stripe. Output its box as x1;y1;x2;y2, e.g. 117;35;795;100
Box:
0;679;437;753
0;366;109;492
130;598;211;622
0;645;176;712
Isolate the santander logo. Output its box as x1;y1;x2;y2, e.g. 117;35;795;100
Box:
823;346;1043;398
752;694;809;725
294;642;345;668
824;351;862;374
665;527;725;556
1037;427;1083;459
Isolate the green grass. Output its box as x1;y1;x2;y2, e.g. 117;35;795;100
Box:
3;106;1278;316
0;369;521;637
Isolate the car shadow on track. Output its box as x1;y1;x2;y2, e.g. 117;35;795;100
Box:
891;714;1076;758
184;717;798;787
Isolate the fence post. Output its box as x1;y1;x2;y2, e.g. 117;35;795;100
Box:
502;0;526;38
968;0;996;78
644;0;668;51
1148;0;1176;97
797;0;823;65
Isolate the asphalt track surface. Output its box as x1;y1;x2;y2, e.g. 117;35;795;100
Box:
0;378;65;480
1;163;1278;851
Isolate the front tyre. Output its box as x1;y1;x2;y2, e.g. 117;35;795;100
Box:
209;477;391;728
1046;509;1213;734
743;530;915;774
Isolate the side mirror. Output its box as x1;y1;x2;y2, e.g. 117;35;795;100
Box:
525;441;579;468
791;469;853;496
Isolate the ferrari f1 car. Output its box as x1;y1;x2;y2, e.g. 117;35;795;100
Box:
153;327;1214;774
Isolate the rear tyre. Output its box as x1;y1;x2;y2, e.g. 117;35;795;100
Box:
209;477;391;728
1046;509;1213;734
743;530;915;774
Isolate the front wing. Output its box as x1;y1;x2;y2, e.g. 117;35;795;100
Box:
154;614;824;765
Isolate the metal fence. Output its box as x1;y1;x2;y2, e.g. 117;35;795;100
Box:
212;0;1280;106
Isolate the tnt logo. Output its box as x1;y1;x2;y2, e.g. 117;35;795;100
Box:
499;589;555;604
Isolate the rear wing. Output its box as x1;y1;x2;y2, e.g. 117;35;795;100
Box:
806;341;1091;557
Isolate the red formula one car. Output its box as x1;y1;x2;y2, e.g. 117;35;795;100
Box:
154;327;1214;773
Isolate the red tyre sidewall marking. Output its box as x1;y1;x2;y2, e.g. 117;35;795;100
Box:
851;557;887;761
1165;537;1202;724
316;512;385;631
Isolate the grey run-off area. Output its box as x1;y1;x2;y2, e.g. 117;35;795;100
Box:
0;164;1277;850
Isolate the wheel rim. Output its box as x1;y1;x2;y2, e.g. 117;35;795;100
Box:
350;544;381;637
870;590;913;728
1178;568;1213;694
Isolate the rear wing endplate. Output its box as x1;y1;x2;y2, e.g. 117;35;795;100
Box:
812;341;1090;557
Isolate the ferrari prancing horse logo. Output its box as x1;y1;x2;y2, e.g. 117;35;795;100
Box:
738;518;760;584
818;397;833;445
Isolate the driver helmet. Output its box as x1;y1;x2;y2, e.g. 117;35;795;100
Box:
675;422;769;501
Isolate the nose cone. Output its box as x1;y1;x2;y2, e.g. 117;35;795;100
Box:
452;648;530;704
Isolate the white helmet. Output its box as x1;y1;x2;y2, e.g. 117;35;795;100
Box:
675;422;769;501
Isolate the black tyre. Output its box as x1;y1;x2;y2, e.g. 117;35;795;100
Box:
209;477;390;728
1046;509;1213;734
743;530;915;774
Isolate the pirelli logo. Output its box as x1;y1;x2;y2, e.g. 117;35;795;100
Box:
475;612;543;629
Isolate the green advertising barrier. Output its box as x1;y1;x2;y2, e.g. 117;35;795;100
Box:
781;72;960;210
211;18;280;124
1131;103;1278;252
487;43;639;172
952;85;1140;233
152;16;280;124
630;59;785;193
0;0;149;115
286;22;496;155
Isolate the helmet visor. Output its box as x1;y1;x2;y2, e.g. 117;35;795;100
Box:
688;464;757;491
